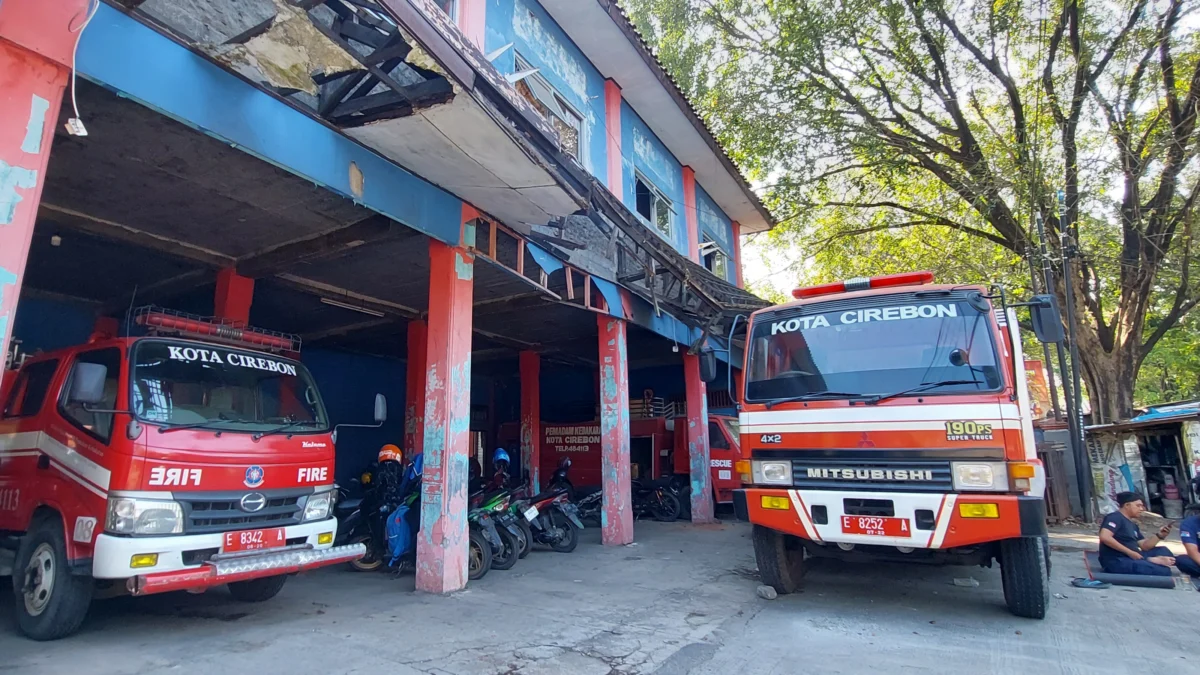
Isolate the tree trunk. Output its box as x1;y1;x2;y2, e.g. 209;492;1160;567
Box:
1076;339;1137;425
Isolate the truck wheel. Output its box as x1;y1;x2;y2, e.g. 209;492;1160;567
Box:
228;575;288;602
1000;537;1049;619
13;516;93;641
753;525;805;594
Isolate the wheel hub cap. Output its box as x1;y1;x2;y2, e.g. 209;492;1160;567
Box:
23;543;55;617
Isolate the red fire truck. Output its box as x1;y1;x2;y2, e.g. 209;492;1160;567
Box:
730;272;1063;618
0;309;369;640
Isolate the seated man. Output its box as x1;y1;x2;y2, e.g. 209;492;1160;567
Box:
1098;491;1175;576
1177;503;1200;578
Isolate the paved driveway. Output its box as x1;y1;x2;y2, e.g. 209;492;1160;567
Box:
2;521;1196;674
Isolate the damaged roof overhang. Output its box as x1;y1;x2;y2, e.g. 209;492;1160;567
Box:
539;0;774;234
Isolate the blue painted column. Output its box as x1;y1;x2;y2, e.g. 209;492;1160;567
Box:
598;316;633;545
684;353;714;523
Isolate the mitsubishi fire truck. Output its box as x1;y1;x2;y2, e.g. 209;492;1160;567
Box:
0;308;368;640
730;272;1063;619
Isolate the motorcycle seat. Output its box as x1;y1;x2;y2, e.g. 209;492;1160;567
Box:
336;497;363;513
527;487;568;504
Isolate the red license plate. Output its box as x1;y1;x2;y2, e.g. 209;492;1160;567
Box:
222;527;287;553
840;515;911;537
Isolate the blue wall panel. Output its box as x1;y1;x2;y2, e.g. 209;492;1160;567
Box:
485;0;608;178
77;4;463;246
696;184;735;282
11;297;94;355
620;101;687;254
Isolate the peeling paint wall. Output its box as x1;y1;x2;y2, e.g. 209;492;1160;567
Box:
484;0;607;177
597;316;633;545
621;101;687;255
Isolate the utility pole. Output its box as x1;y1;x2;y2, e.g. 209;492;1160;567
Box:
1035;210;1091;520
1058;191;1092;519
1026;248;1063;419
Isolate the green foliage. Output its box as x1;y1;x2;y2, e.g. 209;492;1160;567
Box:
622;0;1200;418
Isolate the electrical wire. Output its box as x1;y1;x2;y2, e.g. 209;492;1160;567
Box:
67;0;100;131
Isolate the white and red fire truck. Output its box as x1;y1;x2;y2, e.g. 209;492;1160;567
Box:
730;272;1063;618
0;309;369;640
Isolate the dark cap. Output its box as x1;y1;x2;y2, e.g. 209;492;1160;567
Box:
1116;491;1143;506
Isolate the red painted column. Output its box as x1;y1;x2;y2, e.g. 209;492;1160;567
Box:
519;350;540;492
404;319;428;455
683;353;714;523
0;0;88;367
731;220;744;288
604;79;623;198
214;267;254;324
415;206;476;593
598;316;633;545
681;167;700;263
457;0;486;51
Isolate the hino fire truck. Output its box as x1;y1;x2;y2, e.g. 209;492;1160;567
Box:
731;272;1062;619
0;309;369;640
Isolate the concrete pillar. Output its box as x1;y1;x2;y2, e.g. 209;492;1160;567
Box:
598;315;633;545
415;207;476;593
214;267;254;324
684;353;714;523
731;220;743;288
404;319;428;456
0;0;87;365
519;350;541;493
682;167;700;263
604;79;623;197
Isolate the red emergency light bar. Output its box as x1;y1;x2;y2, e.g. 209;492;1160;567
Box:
135;308;300;353
792;271;935;299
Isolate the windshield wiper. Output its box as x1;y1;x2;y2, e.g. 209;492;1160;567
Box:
864;379;981;406
764;391;865;409
252;419;322;441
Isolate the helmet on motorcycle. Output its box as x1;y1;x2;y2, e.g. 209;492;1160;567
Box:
378;444;403;464
558;456;572;469
492;448;510;465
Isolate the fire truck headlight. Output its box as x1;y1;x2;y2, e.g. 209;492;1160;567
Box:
303;491;334;522
106;497;184;535
752;461;792;485
951;462;1008;491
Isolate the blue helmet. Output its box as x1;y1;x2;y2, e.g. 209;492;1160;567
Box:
493;448;510;465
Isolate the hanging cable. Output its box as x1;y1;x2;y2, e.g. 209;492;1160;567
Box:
64;0;100;136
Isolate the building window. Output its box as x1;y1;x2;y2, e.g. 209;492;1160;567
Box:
513;53;584;161
635;172;673;238
702;237;730;280
437;0;457;19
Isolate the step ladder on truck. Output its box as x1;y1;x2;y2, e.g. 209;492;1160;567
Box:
0;308;375;640
703;272;1065;619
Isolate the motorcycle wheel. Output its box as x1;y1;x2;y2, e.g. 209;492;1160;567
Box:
548;512;579;553
348;534;384;572
651;491;681;522
468;528;492;581
490;526;519;570
516;519;534;559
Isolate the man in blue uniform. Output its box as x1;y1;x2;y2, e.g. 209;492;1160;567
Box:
1177;503;1200;578
1098;492;1175;576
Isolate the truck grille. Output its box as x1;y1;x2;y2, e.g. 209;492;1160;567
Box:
178;488;311;534
790;458;953;492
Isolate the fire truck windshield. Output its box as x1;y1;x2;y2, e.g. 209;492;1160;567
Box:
745;298;1002;404
130;339;328;433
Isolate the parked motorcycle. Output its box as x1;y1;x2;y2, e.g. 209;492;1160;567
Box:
631;479;680;522
472;490;524;570
467;509;500;580
523;487;583;552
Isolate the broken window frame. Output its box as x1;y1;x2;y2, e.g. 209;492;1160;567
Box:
634;171;674;240
512;52;585;162
701;236;731;281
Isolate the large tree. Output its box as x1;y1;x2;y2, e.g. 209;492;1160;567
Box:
625;0;1200;421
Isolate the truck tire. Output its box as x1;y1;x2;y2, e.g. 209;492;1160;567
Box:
753;525;806;594
228;575;288;602
13;516;93;641
1000;536;1049;619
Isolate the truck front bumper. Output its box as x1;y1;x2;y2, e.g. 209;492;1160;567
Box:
733;488;1046;550
92;517;364;595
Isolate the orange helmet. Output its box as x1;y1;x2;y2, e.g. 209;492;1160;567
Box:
378;444;403;464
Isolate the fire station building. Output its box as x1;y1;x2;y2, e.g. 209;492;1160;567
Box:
0;0;772;593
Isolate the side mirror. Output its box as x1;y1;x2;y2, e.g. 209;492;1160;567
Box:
374;393;387;423
1029;295;1065;344
68;363;108;405
699;349;718;383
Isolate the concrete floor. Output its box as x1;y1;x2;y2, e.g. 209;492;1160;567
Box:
2;521;1197;674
